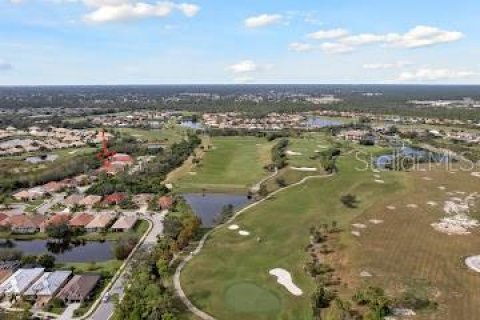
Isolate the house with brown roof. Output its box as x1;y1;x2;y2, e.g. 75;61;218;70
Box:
158;196;174;210
39;213;70;233
1;215;46;234
111;216;138;232
0;213;9;226
64;194;85;207
85;213;115;232
79;195;103;207
103;193;126;206
56;274;101;304
42;181;66;194
69;213;94;230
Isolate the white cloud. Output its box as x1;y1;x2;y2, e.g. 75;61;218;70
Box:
227;60;258;74
296;25;464;55
321;42;354;54
363;61;412;70
0;59;13;71
390;25;464;48
288;42;314;52
396;68;475;81
83;1;199;23
337;25;463;49
244;14;282;28
307;28;349;40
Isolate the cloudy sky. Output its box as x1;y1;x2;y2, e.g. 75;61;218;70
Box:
0;0;479;85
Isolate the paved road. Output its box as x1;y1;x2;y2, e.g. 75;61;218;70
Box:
37;193;65;215
89;211;166;320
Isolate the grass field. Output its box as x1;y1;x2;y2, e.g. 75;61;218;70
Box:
181;148;407;319
180;134;480;319
173;136;273;193
116;127;186;144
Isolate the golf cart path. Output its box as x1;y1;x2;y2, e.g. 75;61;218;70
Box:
173;171;334;320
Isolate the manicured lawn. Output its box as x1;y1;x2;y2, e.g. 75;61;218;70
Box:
116;127;185;144
181;151;407;320
174;136;273;193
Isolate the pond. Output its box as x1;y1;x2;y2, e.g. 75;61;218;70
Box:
25;154;58;164
182;193;253;227
305;116;343;128
0;239;114;263
375;146;450;169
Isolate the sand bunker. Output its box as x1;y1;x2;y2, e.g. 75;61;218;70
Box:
188;172;197;175
431;193;480;235
438;186;446;191
386;206;396;210
360;271;372;277
228;224;239;230
286;150;303;156
427;201;438;207
369;219;384;225
239;230;250;236
291;167;318;172
352;223;367;229
471;172;480;178
269;268;303;296
351;231;361;237
392;308;416;316
374;174;381;179
422;177;433;181
407;204;418;209
374;179;385;184
465;256;480;273
372;169;380;173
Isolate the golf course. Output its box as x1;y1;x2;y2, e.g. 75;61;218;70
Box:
178;133;480;320
173;136;274;193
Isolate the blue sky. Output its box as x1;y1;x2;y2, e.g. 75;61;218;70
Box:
0;0;479;85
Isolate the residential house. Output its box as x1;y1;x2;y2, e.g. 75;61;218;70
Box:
342;130;368;142
42;181;66;194
56;274;101;304
0;213;9;226
24;271;72;307
0;268;45;296
111;216;138;232
85;213;115;232
79;195;103;208
39;214;71;233
64;194;85;207
69;213;94;230
12;188;45;201
103;193;126;206
158;196;174;210
1;215;46;234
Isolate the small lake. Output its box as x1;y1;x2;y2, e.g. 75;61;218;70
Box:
182;193;253;227
25;154;58;164
0;240;114;263
305;116;343;128
375;146;450;169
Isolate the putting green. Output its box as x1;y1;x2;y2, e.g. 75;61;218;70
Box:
224;282;281;314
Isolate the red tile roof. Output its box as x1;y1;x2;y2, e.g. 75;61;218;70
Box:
158;196;174;209
69;213;95;227
103;193;126;205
